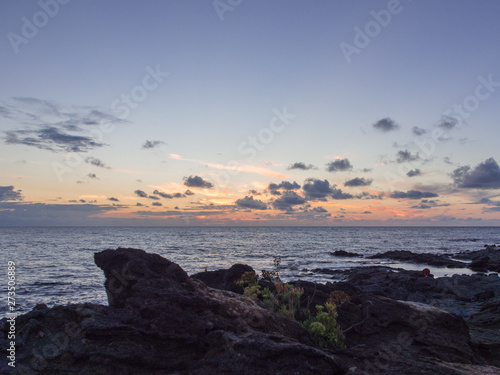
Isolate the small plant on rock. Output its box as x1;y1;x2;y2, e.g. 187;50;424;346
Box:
302;302;346;349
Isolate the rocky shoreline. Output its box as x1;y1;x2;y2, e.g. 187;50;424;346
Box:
1;246;500;374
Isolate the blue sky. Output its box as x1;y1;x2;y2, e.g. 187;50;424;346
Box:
1;0;500;226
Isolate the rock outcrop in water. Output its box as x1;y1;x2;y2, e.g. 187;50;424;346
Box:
455;245;500;273
1;247;500;375
368;250;468;268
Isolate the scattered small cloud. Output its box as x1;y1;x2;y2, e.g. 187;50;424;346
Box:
235;196;268;210
134;189;148;198
407;169;422;177
437;115;459;130
390;190;439;199
268;181;301;190
303;179;334;201
411;199;451;209
184;190;194;196
107;197;119;202
142;140;166;149
344;177;373;187
85;157;109;169
183;175;214;189
412;127;427;136
88;173;98;179
152;201;163;206
396;150;420;163
326;158;353;172
451;158;500;189
272;191;307;211
373;118;400;132
0;186;23;201
287;162;317;170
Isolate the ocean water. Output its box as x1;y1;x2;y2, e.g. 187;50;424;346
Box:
1;226;499;318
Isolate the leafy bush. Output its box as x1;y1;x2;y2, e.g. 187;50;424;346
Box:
302;303;346;349
236;257;347;350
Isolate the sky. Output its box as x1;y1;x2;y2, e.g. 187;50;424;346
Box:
1;0;500;226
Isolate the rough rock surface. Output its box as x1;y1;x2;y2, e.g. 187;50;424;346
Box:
331;250;363;257
455;245;500;273
2;248;500;375
368;250;467;268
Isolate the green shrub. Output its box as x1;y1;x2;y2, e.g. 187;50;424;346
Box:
236;257;346;350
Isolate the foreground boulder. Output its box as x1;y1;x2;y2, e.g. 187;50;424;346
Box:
5;248;345;375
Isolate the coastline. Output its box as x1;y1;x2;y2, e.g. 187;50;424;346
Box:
1;245;499;374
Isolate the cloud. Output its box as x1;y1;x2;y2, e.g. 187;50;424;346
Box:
412;127;427;136
184;190;194;196
331;188;354;200
326;158;353;172
235;196;268;210
88;173;98;179
107;197;119;202
142;140;166;149
183;175;214;189
389;190;439;199
5;127;106;153
396;150;420;163
344;177;373;187
0;202;118;226
153;190;174;199
302;178;353;200
302;179;333;200
85;157;109;169
410;199;450;209
287;162;317;170
136;202;144;206
311;206;328;213
134;189;148;198
362;211;372;214
437;115;459;130
0;186;23;201
272;191;307;211
451;158;500;189
152;202;163;206
373;118;400;132
1;98;126;153
148;195;160;200
407;169;421;177
268;181;301;190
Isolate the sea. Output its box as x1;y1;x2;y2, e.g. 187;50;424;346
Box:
1;226;499;318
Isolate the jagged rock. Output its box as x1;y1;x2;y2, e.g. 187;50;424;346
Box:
2;248;500;375
369;250;467;268
331;250;363;257
192;264;254;294
456;245;500;273
3;248;346;375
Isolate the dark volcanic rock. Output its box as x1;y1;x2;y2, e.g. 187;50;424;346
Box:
369;250;467;268
2;248;500;375
192;264;254;294
331;250;363;257
456;245;500;273
5;248;346;375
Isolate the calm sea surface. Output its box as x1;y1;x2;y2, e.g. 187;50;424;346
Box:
1;226;499;318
